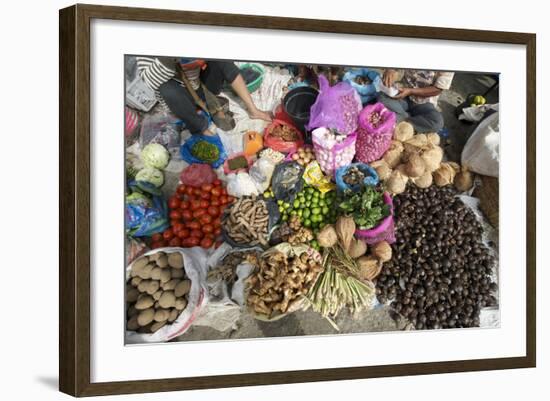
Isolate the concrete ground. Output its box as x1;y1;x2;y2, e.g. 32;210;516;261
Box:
169;71;498;343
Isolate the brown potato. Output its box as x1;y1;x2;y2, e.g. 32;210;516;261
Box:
135;294;154;310
149;251;165;262
167;252;184;269
127;304;138;317
151;320;166;333
137;280;151;293
162;279;180;291
127;315;139;331
130;276;142;287
137;323;152;334
159;269;171;284
153;309;170;322
168;309;180;322
154;301;160;309
152;290;163;301
159;291;176;308
174;280;191;297
156;254;168;268
137;308;155;326
151;267;162;281
126;287;140;303
145;280;160;295
138;263;155;280
175;297;188;311
131;256;149;272
171;268;184;279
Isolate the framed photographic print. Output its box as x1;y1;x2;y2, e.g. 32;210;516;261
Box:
59;3;536;397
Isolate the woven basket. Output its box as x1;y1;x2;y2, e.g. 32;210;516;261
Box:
473;175;499;229
240;63;265;93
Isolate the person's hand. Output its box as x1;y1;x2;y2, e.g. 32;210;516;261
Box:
383;69;398;87
392;87;412;99
248;108;272;122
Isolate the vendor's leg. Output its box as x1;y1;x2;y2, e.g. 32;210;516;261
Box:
158;80;209;135
376;93;409;122
203;61;271;122
407;102;444;133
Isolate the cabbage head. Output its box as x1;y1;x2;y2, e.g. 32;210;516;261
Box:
135;167;164;187
141;143;170;169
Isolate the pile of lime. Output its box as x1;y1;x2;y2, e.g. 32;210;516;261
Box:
277;186;337;232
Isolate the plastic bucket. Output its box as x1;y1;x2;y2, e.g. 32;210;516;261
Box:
283;86;318;136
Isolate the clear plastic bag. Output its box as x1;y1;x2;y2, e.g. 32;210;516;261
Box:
139;111;181;151
311;127;356;177
306;75;362;135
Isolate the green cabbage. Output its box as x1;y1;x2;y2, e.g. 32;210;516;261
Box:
141;143;170;169
135;167;164;187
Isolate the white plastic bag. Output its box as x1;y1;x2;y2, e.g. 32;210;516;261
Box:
249;157;277;192
461;111;499;177
125;247;209;344
226;172;260;197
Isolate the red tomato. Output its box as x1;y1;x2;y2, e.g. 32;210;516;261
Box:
214;227;222;236
169;237;181;247
151;241;163;249
193;188;202;196
188;237;201;247
190;200;202;210
227;195;235;203
205;233;216;240
151;233;163;242
200;191;211;200
200;237;214;249
172;222;185;233
180;200;190;210
186;220;201;230
169;210;182;220
193;209;206;218
210;198;220;207
213;179;222;186
220;188;227;196
201;183;213;192
168;196;181;210
190;229;203;238
185;186;194;196
207;206;219;217
177;228;190;239
177;184;187;194
200;214;213;224
162;229;174;240
182;210;193;221
199;200;210;209
202;224;214;234
213;217;222;228
220;195;229;205
211;187;222;197
170;219;181;228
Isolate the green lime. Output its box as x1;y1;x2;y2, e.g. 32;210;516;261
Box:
277;200;283;206
282;215;288;221
303;219;312;227
297;210;303;217
290;210;297;216
284;202;291;209
322;206;329;215
293;200;300;208
278;206;284;213
306;201;311;208
300;203;306;209
303;209;311;219
312;207;321;215
306;194;312;201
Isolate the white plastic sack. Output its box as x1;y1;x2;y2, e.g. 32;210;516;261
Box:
125;247;209;344
461;111;499;177
249;157;277;192
226;172;260;197
459;103;499;122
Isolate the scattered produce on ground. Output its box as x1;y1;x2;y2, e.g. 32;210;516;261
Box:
376;185;497;329
223;196;270;247
127;251;191;333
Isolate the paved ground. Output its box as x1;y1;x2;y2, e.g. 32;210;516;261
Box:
169;71;498;343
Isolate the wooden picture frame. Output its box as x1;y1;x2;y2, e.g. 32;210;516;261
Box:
59;3;536;397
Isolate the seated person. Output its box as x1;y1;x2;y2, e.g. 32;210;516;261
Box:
377;69;454;133
136;57;271;135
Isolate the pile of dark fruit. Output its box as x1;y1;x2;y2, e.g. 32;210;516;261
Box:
376;185;498;330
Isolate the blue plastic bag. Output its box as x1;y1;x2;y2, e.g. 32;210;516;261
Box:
335;163;379;193
180;134;227;169
343;68;380;104
125;181;169;237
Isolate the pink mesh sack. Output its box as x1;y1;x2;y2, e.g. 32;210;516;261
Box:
355;102;396;163
306;75;362;135
355;192;396;244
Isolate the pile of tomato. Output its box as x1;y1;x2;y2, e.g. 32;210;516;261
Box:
150;179;234;249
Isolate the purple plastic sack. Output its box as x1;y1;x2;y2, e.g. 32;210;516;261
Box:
306;75;362;135
355;193;396;245
355;103;396;163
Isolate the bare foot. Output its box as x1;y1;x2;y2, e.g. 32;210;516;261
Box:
248;108;272;122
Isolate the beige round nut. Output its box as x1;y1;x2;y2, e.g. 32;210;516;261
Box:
167;253;184;269
127;315;139;331
126;287;140;303
153;309;170;322
175;298;188;311
138;263;155;280
171;268;184;279
127;304;138;317
151;320;166;333
168;309;180;322
159;270;172;284
137;308;155;326
162;279;180;291
152;290;163;301
159;291;176;308
135;295;154;310
146;280;160;295
156;254;168;268
174;280;191;297
151;267;162;281
130;276;142;287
